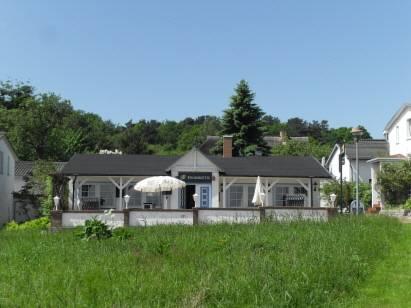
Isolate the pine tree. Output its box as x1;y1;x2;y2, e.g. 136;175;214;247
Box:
220;80;268;156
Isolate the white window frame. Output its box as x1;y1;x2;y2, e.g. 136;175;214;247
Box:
407;119;411;138
228;185;243;208
7;155;10;176
396;126;400;144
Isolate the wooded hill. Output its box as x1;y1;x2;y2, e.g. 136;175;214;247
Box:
0;80;371;161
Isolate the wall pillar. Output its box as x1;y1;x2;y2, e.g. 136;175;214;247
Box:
51;210;63;230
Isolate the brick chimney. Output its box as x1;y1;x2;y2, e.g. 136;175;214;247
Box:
223;135;233;158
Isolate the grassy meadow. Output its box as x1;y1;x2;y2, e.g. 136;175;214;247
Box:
0;216;406;307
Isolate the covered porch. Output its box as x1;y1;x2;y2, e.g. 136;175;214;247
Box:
221;176;324;208
68;176;170;211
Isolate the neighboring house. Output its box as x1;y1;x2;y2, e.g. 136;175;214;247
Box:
0;132;17;225
384;103;411;157
325;140;389;183
59;136;331;211
368;104;411;207
199;132;309;154
14;161;67;193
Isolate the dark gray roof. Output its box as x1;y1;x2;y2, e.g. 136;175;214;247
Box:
61;154;179;176
199;135;309;154
208;155;330;178
15;161;67;177
60;153;331;178
345;140;389;160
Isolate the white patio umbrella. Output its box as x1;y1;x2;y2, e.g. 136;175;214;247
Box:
134;176;186;208
252;176;265;207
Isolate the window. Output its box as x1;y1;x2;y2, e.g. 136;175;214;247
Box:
294;186;307;195
408;119;411;138
0;151;3;175
273;186;289;206
81;185;96;198
127;185;142;208
228;185;243;208
396;126;400;144
100;184;115;208
7;156;10;176
145;192;161;207
247;186;255;207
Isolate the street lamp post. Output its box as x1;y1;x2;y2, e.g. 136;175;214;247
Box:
351;126;363;215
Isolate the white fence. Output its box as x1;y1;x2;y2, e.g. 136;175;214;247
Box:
53;207;337;228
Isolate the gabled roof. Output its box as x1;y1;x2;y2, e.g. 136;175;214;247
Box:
384;103;411;132
15;161;67;177
0;131;18;160
60;152;331;178
344;139;389;160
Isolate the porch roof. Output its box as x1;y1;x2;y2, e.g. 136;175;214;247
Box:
60;153;331;178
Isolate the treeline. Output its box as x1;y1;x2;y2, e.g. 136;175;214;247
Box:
0;81;371;161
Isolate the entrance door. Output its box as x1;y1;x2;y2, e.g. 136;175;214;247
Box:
185;185;196;209
200;186;210;208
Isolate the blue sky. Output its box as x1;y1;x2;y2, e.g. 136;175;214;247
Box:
1;1;410;138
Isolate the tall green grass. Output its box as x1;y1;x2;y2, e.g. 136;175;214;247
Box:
0;216;402;307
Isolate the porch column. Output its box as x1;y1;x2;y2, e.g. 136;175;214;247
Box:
223;177;226;208
119;177;123;210
308;178;313;207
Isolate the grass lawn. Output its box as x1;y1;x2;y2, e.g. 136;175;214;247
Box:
341;223;411;308
0;216;404;307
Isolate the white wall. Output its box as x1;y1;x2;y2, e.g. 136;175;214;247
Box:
198;209;261;224
62;212;124;228
0;138;16;225
387;107;411;156
129;210;193;226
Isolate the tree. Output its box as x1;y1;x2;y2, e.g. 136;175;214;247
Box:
271;139;332;160
377;160;411;205
220;80;268;156
321;180;371;208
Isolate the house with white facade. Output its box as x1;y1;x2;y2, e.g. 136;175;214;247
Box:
0;132;17;225
59;136;331;212
325;140;388;183
368;104;411;207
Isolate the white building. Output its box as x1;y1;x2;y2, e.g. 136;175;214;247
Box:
60;136;331;211
0;132;17;225
325;140;388;183
368;104;411;207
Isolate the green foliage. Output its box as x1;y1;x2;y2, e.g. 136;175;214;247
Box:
0;217;403;306
22;161;57;216
220;80;269;156
271;139;332;159
112;227;133;241
321;180;371;207
1;81;374;160
377;160;411;205
79;217;112;241
403;199;411;210
5;217;50;230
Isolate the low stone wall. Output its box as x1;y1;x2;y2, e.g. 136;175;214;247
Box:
197;208;261;224
265;207;336;221
128;209;193;226
380;209;411;218
53;207;338;228
59;211;125;228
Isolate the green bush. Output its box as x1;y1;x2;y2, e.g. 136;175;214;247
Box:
79;217;112;240
5;217;50;231
403;199;411;210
